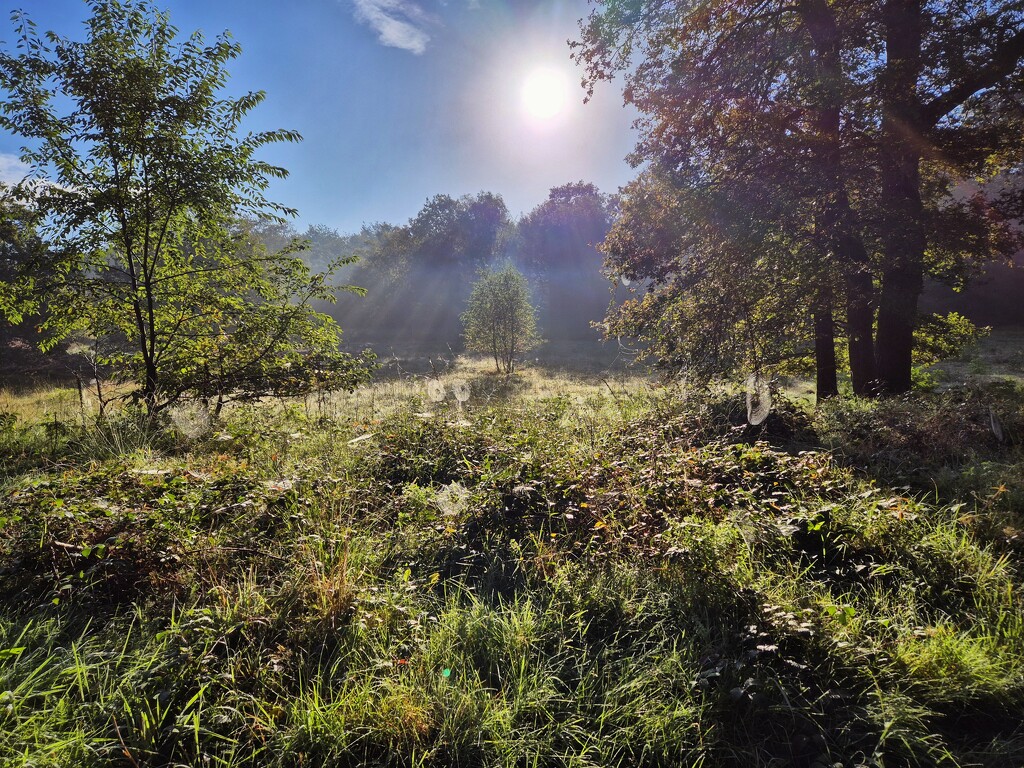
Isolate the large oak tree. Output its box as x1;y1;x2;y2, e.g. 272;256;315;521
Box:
575;0;1024;395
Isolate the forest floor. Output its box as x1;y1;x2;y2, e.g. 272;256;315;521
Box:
1;333;1023;767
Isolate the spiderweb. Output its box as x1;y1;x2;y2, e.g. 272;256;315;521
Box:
425;379;446;403
169;402;211;439
451;379;470;405
990;407;1005;443
745;374;771;426
434;481;469;517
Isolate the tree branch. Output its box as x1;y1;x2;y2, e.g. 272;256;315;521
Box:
922;27;1024;127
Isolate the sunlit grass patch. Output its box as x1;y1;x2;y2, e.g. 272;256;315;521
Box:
895;623;1023;705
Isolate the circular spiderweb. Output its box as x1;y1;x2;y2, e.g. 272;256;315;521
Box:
425;379;446;403
745;374;772;426
451;379;470;404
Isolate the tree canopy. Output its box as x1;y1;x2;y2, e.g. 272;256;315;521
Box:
516;182;618;342
0;0;373;413
575;0;1024;396
320;184;621;351
321;192;513;349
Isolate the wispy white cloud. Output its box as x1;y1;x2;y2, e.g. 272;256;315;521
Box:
351;0;435;55
0;153;31;186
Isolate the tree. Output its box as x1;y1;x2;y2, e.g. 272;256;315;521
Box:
574;0;1024;395
0;0;371;414
405;192;510;270
871;0;1024;392
461;265;541;374
140;220;374;416
573;0;869;397
0;189;46;327
516;182;617;341
603;169;817;382
518;183;615;273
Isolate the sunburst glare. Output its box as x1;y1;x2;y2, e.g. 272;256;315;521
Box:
521;66;570;124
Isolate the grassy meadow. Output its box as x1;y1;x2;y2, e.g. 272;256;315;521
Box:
1;337;1023;767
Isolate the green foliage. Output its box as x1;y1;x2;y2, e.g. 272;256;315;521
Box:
148;221;375;411
914;312;988;368
328;193;513;348
462;264;541;374
517;182;615;274
515;182;618;343
0;1;372;414
0;192;48;328
574;0;1024;395
603;170;815;382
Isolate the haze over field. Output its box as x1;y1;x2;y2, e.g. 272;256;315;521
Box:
0;0;1021;402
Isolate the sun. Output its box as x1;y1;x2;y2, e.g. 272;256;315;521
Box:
521;67;570;123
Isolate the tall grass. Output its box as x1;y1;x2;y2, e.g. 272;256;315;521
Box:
1;361;1023;766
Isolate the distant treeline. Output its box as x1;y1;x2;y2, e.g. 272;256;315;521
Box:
252;179;1021;364
256;182;629;354
922;254;1024;328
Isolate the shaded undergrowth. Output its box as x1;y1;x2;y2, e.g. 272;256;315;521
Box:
1;380;1023;767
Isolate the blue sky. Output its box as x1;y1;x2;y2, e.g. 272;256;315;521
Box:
0;0;638;234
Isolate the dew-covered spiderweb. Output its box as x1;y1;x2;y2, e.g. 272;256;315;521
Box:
745;374;771;426
426;379;446;403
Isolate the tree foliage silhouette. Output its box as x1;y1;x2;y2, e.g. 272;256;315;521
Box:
575;0;1024;395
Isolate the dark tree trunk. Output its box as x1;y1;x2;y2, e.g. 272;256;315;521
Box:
814;301;839;401
875;262;922;393
875;0;925;394
799;0;876;396
843;237;876;395
143;358;160;418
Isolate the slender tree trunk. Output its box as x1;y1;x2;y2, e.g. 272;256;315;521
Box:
799;0;877;396
143;357;160;417
843;238;877;394
875;0;925;394
814;299;839;401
